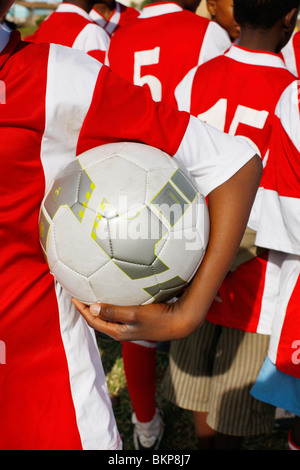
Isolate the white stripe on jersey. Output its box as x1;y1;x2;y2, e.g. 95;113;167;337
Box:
137;3;182;18
72;23;110;56
254;190;300;256
175;66;197;112
90;8;107;28
225;45;287;69
281;32;299;77
40;44;120;449
40;44;102;189
55;283;121;450
105;3;121;36
198;21;231;67
275;80;300;152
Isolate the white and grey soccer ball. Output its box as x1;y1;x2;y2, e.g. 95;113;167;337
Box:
39;142;210;306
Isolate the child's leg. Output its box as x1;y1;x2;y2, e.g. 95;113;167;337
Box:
122;340;157;422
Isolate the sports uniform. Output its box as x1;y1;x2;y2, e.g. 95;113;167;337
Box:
106;3;231;445
0;26;255;449
249;79;300;380
107;1;231;107
250;79;300;422
28;3;110;63
281;30;300;77
89;2;139;36
163;45;300;435
175;45;298;338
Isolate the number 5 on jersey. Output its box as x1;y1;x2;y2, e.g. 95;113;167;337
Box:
134;47;162;102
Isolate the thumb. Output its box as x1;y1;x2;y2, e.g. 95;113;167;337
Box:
72;298;136;325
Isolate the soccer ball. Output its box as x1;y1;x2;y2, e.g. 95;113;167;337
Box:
39;142;210;305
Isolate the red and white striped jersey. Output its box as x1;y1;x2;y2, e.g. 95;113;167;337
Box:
107;1;231;108
0;26;255;449
176;44;300;377
29;3;110;63
176;45;300;254
280;30;300;77
252;79;300;256
268;253;300;379
252;82;300;379
89;2;139;36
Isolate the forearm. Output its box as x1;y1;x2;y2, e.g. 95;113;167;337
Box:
176;153;263;334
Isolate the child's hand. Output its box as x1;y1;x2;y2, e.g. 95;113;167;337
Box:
72;295;199;342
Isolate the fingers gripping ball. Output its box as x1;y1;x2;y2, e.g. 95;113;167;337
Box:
39;142;210;305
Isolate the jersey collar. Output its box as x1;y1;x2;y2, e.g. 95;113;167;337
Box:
226;44;287;69
0;26;21;69
0;24;11;53
138;2;183;18
56;2;92;21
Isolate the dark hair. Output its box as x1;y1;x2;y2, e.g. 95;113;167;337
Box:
234;0;300;29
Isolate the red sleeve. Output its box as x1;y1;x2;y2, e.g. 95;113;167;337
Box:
88;49;106;63
76;65;190;157
262;118;300;198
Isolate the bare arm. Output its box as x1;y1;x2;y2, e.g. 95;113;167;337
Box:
73;154;262;341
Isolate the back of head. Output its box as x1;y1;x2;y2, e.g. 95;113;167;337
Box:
234;0;300;29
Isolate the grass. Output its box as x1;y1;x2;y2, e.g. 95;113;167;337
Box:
97;334;290;451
